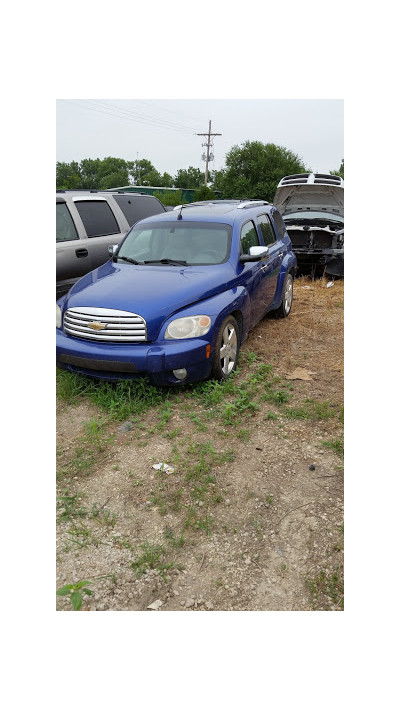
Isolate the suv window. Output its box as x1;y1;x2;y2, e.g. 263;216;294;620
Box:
56;202;79;242
257;214;276;246
113;194;165;226
240;220;260;254
272;210;287;240
74;200;120;237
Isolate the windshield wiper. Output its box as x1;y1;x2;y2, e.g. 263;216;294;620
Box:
143;258;188;266
118;256;142;265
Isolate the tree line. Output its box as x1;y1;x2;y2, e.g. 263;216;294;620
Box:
56;142;344;202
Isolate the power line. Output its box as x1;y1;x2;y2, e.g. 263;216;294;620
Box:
86;99;199;133
129;99;202;128
62;99;199;136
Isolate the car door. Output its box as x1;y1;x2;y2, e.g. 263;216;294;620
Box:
239;220;271;327
56;198;94;296
256;212;284;302
72;197;127;270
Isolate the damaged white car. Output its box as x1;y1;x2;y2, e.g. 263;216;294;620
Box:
274;173;344;277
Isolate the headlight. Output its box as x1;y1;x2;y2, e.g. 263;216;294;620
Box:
165;315;211;339
56;304;62;328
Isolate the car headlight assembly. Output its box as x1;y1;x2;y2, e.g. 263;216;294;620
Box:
56;304;62;328
165;315;211;340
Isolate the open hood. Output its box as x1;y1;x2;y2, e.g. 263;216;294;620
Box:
274;175;344;218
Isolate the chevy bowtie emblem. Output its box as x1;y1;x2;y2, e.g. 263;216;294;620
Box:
87;321;107;331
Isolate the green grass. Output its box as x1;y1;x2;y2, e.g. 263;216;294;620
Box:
322;438;344;457
306;569;344;610
67;520;99;549
57;491;88;521
237;428;251;442
163;428;180;440
57;445;96;480
57;418;115;480
284;399;338;421
83;418;115;451
186;362;279;430
184;507;212;535
57;490;117;548
182;443;235;505
189;374;239;408
163;527;185;548
57;360;295;440
156;402;173;431
188;414;208;432
89;503;117;527
130;541;180;580
57;370;172;420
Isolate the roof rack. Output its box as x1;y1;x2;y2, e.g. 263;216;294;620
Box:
171;199;272;212
237;200;270;209
56;189;102;193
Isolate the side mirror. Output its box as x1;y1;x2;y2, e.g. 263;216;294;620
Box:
240;245;269;263
108;244;118;257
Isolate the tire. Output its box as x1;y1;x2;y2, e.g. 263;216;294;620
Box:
274;272;294;318
210;315;240;380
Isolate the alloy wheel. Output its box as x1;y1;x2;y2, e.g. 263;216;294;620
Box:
219;323;238;376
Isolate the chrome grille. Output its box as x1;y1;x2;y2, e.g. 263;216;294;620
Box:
63;307;147;342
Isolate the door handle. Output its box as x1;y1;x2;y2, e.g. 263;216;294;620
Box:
75;248;88;258
278;252;284;258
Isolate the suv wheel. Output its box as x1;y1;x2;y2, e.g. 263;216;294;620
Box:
274;272;293;318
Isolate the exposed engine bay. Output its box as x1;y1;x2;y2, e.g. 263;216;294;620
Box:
273;174;344;277
284;218;344;276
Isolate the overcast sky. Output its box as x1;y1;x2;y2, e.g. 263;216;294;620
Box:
56;99;343;178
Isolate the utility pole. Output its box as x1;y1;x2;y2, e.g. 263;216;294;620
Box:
136;152;140;185
197;120;222;185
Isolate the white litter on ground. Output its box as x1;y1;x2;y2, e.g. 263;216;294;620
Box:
152;462;175;474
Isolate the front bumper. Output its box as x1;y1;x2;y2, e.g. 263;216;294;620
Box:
56;328;213;385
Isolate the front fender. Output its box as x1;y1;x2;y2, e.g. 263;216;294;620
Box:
161;285;251;346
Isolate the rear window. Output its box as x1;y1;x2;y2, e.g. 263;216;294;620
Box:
74;200;120;237
272;210;288;240
113;195;165;226
56;202;78;242
257;214;276;246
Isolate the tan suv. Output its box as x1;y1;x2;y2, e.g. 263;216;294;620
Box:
56;190;166;298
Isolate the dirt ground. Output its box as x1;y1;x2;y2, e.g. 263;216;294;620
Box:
56;276;344;611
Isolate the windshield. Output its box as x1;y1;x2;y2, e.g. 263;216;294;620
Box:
117;221;232;265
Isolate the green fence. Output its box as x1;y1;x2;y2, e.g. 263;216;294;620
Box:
107;185;221;203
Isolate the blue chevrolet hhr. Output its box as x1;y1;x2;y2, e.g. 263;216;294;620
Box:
56;200;297;385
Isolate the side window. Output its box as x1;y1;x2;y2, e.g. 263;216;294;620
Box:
56;202;79;242
74;200;120;237
113;195;165;225
257;214;276;246
240;220;260;254
271;210;287;240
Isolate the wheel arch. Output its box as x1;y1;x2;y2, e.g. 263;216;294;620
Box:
230;309;244;343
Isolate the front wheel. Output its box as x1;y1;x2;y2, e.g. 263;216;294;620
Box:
210;315;240;380
273;272;294;318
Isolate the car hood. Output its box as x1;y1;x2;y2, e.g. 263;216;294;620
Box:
64;260;233;340
274;184;344;218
